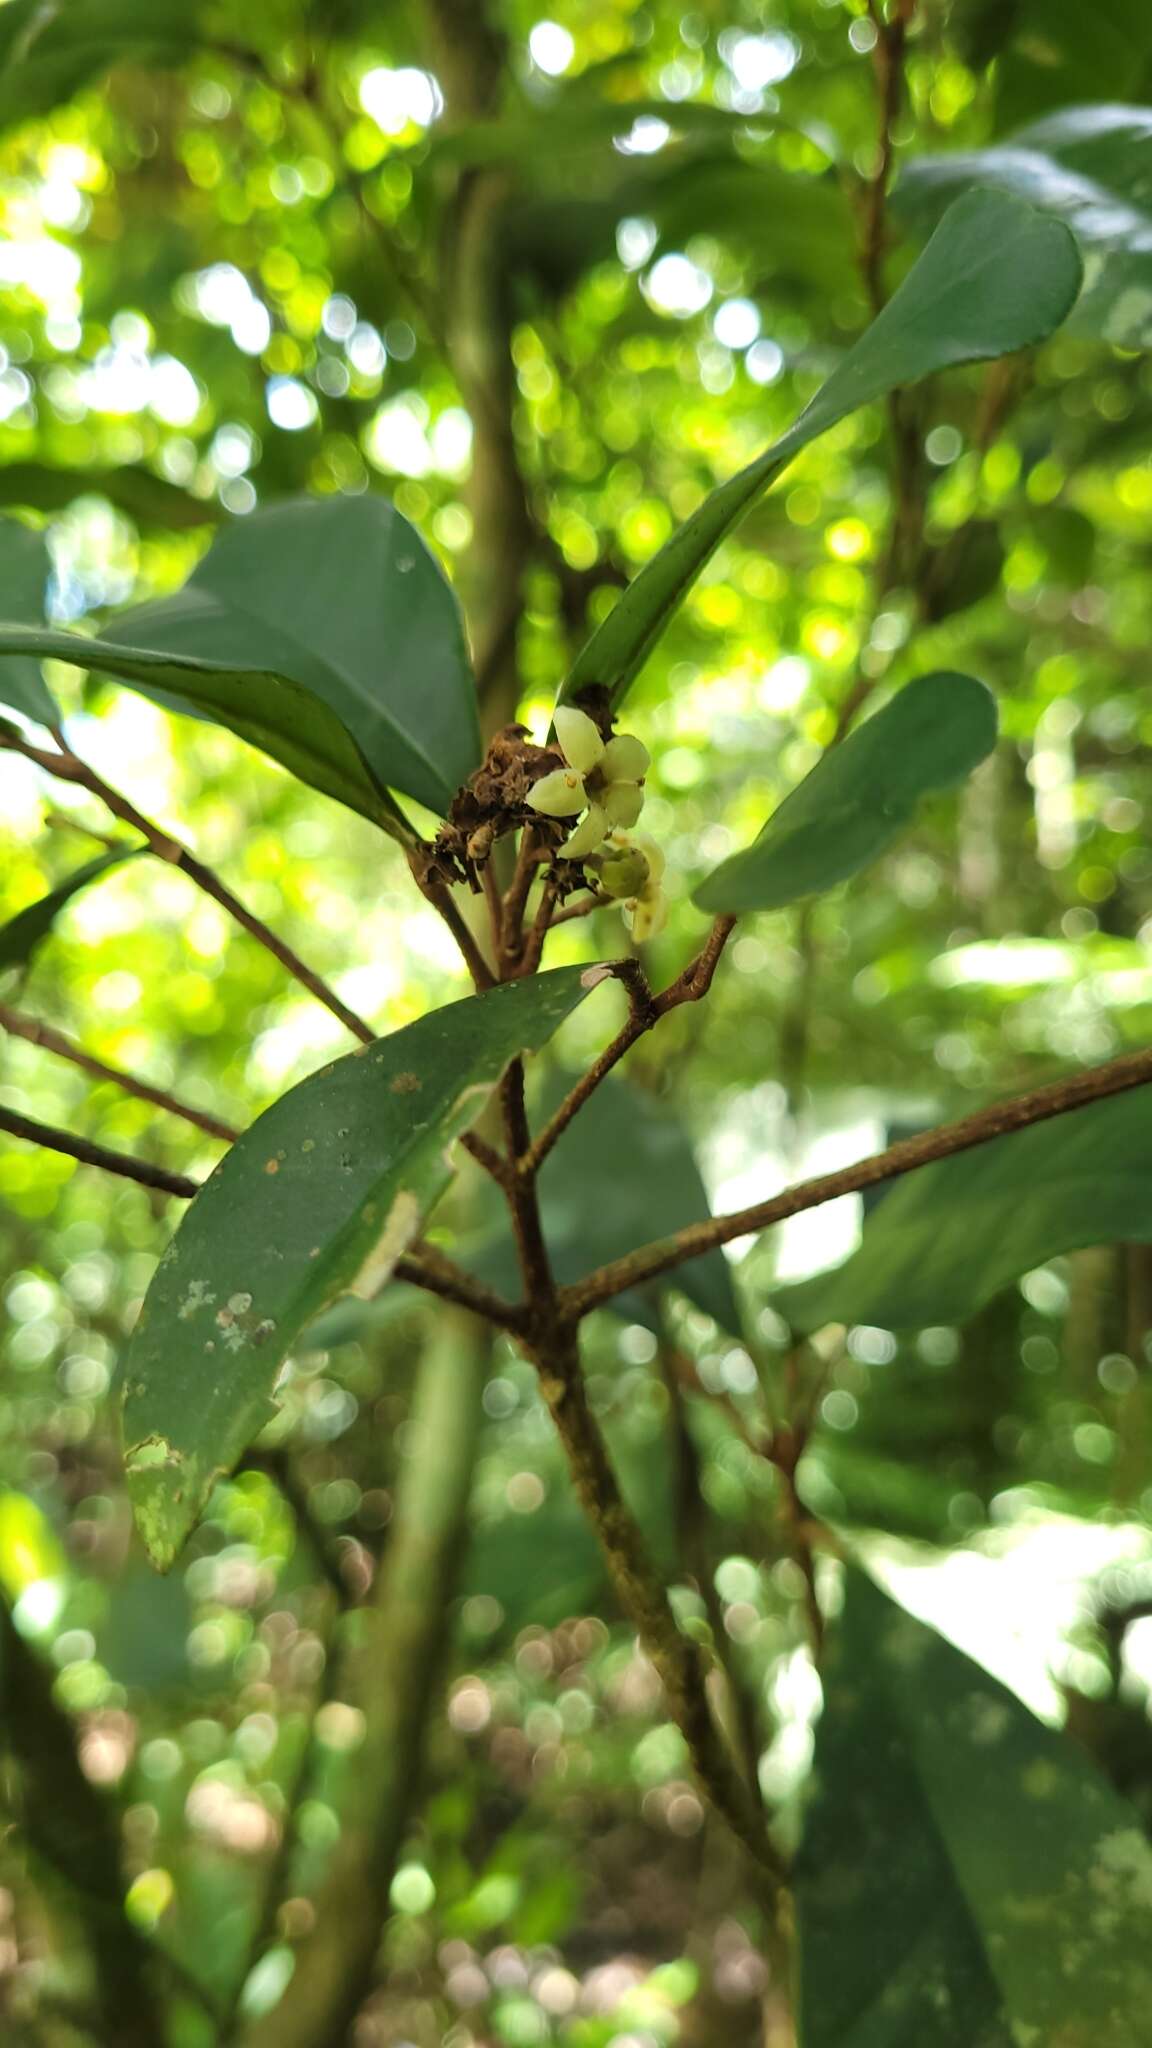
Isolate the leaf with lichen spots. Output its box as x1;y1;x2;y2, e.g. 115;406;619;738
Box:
797;1568;1152;2046
121;966;610;1569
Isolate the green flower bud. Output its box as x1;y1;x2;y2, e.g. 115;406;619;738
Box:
599;847;651;899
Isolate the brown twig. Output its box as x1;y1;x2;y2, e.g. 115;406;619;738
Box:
0;1104;200;1199
528;1320;790;1914
395;1244;523;1331
500;824;545;964
517;875;560;976
416;872;496;991
550;889;612;926
0;1004;238;1142
2;725;376;1044
458;1127;513;1188
559;1043;1152;1319
859;0;914;318
519;920;737;1175
0;1101;519;1325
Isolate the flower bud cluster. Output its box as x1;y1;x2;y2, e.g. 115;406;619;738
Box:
527;707;668;939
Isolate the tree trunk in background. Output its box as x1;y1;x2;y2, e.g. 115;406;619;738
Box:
239;1309;489;2048
424;0;535;734
0;1603;167;2048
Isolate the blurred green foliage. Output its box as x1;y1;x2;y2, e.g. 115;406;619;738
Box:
3;1;1152;2043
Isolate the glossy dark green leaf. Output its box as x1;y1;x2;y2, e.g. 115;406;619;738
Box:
0;847;141;974
0;518;56;725
463;1072;741;1334
775;1081;1152;1335
797;1569;1152;2047
121;965;610;1569
922;521;1005;623
694;672;997;916
0;626;406;835
991;0;1152;129
0;461;220;531
424;95;753;168
898;106;1152;348
560;191;1081;713
108;496;480;816
0;0;193;133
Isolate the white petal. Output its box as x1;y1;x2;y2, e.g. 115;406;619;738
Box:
600;733;649;781
527;767;588;817
602;782;644;828
562;804;609;859
554;706;605;776
625;888;668;942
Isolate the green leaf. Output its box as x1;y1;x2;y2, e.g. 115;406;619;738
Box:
694;672;997;916
107;495;481;817
0;518;56;725
0;461;220;531
120;965;610;1569
898;107;1152;348
797;1568;1152;2047
0;0;194;133
560;191;1081;713
0;626;406;835
990;0;1152;129
0;848;141;974
775;1081;1152;1335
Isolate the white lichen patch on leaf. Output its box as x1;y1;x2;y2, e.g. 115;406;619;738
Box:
965;1695;1012;1747
1091;1829;1152;1910
177;1279;216;1322
348;1188;422;1301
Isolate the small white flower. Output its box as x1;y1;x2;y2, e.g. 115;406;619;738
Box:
562;803;610;859
527;706;649;856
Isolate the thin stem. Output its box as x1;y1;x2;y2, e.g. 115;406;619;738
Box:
662;1344;766;1802
560;1042;1152;1318
859;0;914;317
0;1004;238;1142
529;1323;789;1914
395;1244;524;1331
481;855;505;961
520;920;737;1176
458;1128;513;1188
0;1104;199;1199
2;726;375;1044
416;870;496;991
518;875;559;976
0;1104;519;1326
501;824;544;963
550;889;611;926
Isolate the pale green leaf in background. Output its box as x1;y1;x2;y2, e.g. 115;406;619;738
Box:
796;1569;1152;2047
775;1081;1152;1334
559;191;1081;712
694;672;997;915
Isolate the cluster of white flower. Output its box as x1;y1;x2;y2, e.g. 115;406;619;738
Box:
527;706;667;939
